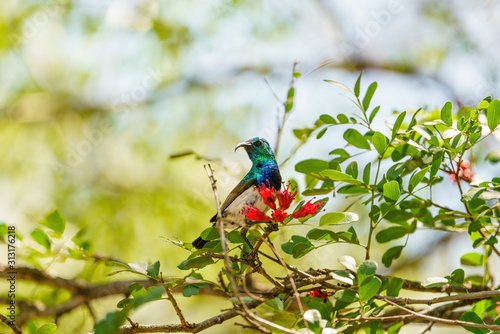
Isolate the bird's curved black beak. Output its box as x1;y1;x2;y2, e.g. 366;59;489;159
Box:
235;141;252;152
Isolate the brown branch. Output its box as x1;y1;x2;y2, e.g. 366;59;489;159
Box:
85;299;265;334
315;269;488;293
384;298;500;331
164;285;192;330
0;313;22;334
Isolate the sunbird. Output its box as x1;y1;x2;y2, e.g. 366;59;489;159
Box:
192;137;282;249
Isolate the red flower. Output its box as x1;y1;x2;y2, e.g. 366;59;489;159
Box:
256;183;276;210
292;200;326;219
496;301;500;315
277;182;297;210
449;159;475;183
272;210;288;223
241;205;270;222
307;290;328;302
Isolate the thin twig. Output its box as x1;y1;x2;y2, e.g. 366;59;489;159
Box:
164;286;192;330
419;321;435;334
0;313;22;334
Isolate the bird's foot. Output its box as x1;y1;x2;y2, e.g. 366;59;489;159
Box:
242;250;262;267
266;222;279;232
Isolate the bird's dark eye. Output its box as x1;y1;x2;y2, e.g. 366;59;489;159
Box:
255;140;262;147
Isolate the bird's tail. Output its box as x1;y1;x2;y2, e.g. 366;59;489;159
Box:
192;236;208;249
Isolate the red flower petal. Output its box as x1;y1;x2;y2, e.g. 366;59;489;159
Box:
272;210;288;223
277;182;297;210
241;205;270;222
292;200;326;219
256;183;276;210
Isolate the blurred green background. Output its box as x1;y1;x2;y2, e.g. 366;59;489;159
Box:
1;0;500;333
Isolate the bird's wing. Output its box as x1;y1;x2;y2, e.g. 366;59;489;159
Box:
210;178;256;222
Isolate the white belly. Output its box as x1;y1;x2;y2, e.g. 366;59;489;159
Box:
221;187;269;229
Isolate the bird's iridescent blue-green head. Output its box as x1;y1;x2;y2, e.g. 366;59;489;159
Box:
235;137;276;163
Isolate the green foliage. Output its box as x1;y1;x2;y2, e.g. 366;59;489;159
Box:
7;72;500;334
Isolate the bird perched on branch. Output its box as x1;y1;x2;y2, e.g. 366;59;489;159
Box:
192;137;281;249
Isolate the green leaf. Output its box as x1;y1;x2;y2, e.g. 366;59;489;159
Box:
459;312;489;334
319;114;337;124
310;169;365;185
324;80;352;93
295;159;330;173
408;167;430;193
359;276;382;302
487;99;500;131
450;268;465;284
422;277;448;288
363;163;371;184
182;284;200;297
34;324;57;334
354;72;362;97
376;227;408;243
486;149;500;163
44;210;65;235
285;87;294;113
362;82;378;111
386;277;403;297
320;212;359;226
131;286;164;308
357;260;377;285
383;181;400;202
306;228;338;241
94;311;126;334
430;150;444;177
369;106;380;124
345;161;358;179
343;129;370;149
226;230;245;243
146;261;160;279
129;283;147;298
382;246;404;267
184;257;214;269
392;112;406;140
441;101;453;126
316;128;327;139
372;132;387;155
334;290;358;303
31;229;51;250
460;253;484;266
337;114;350;123
201;227;220;241
461;188;485;202
291;243;314;259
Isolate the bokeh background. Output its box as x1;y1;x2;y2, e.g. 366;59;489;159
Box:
1;0;500;333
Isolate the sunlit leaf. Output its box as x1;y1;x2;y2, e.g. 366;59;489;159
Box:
44;210;65;235
459;312;488;334
320;212;359;226
441;101;453;126
34;324;57;334
324;80;352;93
487;99;500;131
362;82;378;111
383;181;400;202
343;129;370;149
359;276;381;301
372;132;387;155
